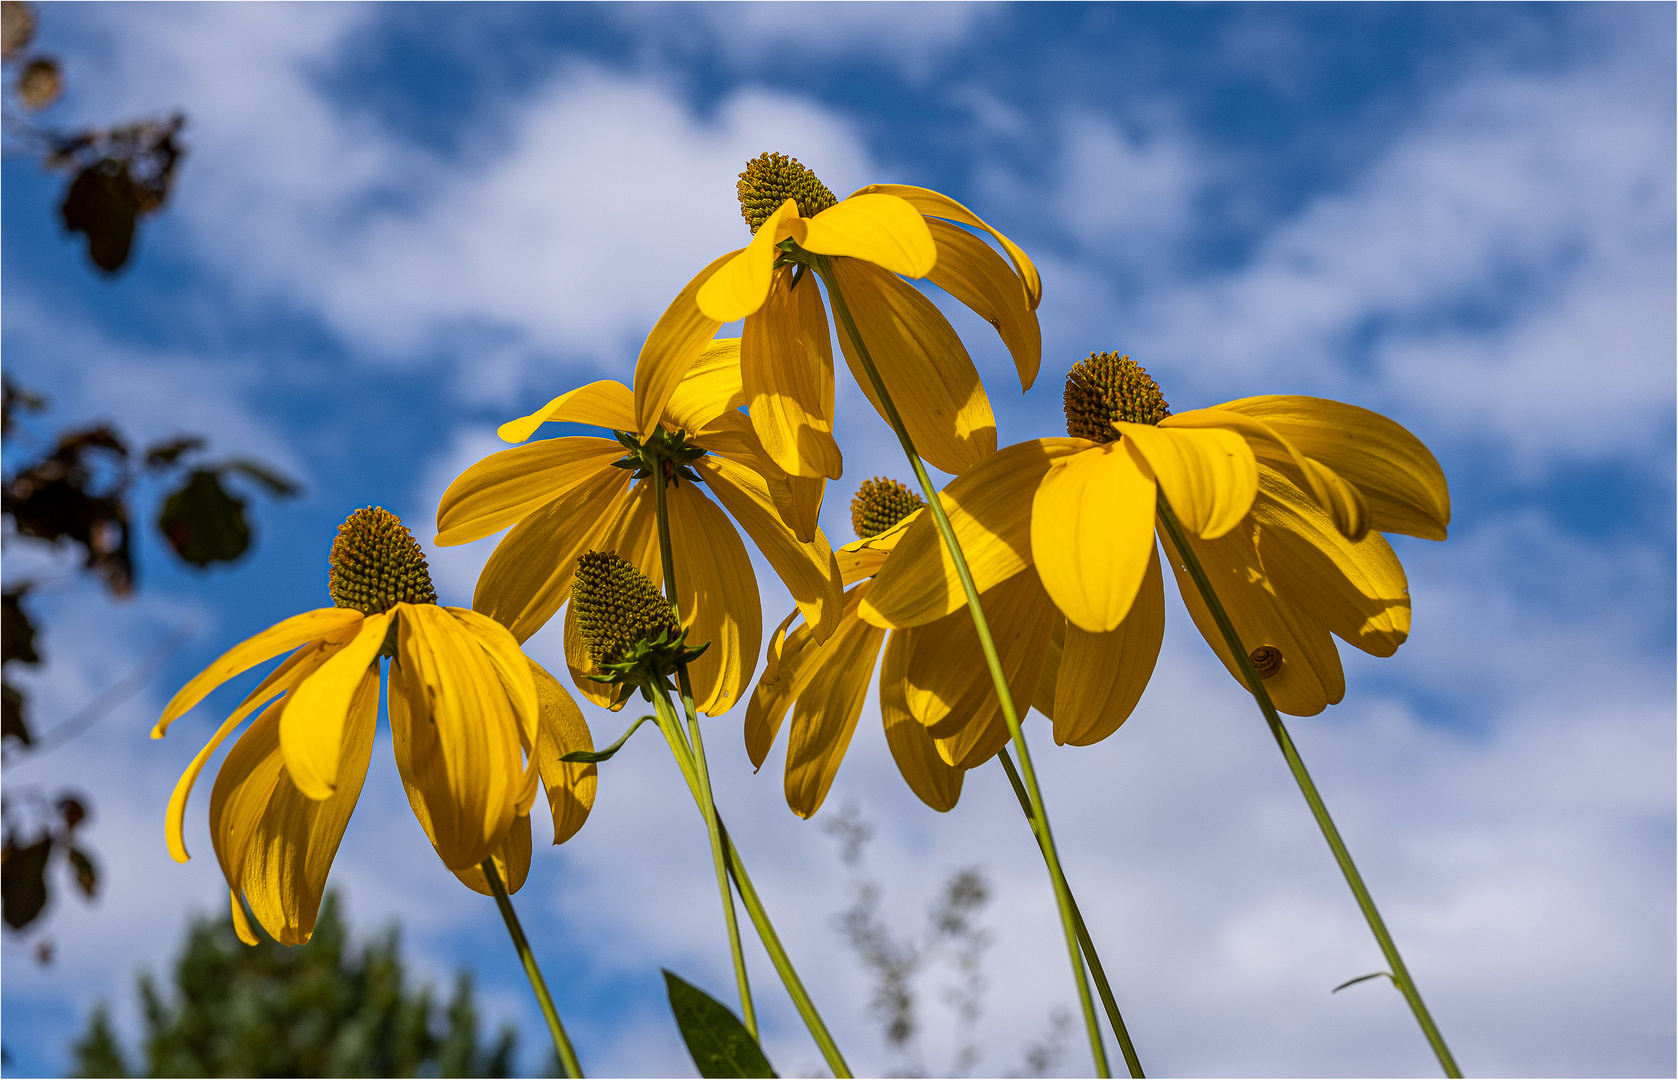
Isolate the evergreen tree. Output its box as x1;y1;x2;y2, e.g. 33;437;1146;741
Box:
70;893;523;1078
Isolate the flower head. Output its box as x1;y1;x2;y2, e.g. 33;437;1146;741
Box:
155;509;597;946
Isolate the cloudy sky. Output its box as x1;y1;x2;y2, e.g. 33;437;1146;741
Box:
3;3;1672;1077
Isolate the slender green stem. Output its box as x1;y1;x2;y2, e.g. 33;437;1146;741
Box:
482;858;583;1079
651;685;854;1078
998;750;1145;1078
811;254;1110;1078
1154;496;1461;1078
651;463;759;1041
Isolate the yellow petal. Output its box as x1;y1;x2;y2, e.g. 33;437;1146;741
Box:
392;605;526;869
1112;422;1256;540
800;193;936;278
689;410;827;545
696;454;842;643
1031;441;1160;633
639;248;740;433
1162;408;1370;541
878;632;965;812
861;440;1083;629
563;485;661;709
933;709;1012;771
166;641;338;863
1032;619;1064;721
830;258;996;476
668;480;762;716
783;592;887;818
1053;547;1163;746
1219;395;1450;540
280;611;392;801
696;200;797;322
231;890;259;946
529;657;596;845
473;466;631;643
497;381;636;444
210;666;378;946
745;607;818;769
835;507;920;585
436;437;624;546
448;814;533;897
664;337;747;435
924;218;1040;391
445;607;542;756
1159;522;1345;717
1250;464;1411;657
848;183;1040;308
155;608;364;735
743;270;842;480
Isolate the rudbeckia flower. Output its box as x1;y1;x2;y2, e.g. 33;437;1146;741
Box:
862;353;1450;717
638;152;1042;483
154;508;596;946
436;338;843;717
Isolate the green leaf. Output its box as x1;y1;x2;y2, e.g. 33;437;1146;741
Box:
1332;971;1395;994
156;469;250;567
663;970;776;1079
560;714;655;764
2;835;53;929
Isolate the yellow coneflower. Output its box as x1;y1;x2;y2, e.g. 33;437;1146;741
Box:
435;338;843;717
154;508;596;946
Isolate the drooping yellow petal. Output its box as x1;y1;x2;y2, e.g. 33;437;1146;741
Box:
862;439;1083;628
1250;464;1410;657
783;593;887;818
166;641;339;863
496;381;637;445
445;607;542;756
1113;422;1256;540
473;467;631;643
836;508;921;586
1219;395;1450;540
1032;619;1064;721
800;193;936;278
829;258;997;475
743;269;842;480
1053;547;1163;746
664;337;748;435
529;658;596;845
668;480;762;715
745;607;818;769
933;708;1012;771
878;632;965;812
563;484;661;709
696;454;842;643
924;218;1041;391
1030;441;1159;633
639;249;740;433
210;666;378;946
392;605;526;870
436;437;624;547
848;184;1041;309
446;814;533;896
696;200;798;322
231;891;259;946
1160;522;1345;717
155;608;364;735
280;611;392;801
689;409;827;545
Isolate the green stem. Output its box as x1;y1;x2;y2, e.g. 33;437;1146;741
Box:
998;750;1145;1078
482;858;583;1079
651;685;854;1078
651;462;759;1042
811;254;1110;1078
1154;495;1461;1078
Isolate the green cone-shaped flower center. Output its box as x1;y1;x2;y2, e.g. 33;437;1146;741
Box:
737;151;837;234
328;507;437;614
1063;352;1171;443
572;551;678;667
850;477;924;540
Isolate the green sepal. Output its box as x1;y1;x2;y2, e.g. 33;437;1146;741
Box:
663;970;776;1078
561;714;656;763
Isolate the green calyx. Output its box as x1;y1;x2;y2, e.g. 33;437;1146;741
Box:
737;151;837;233
327;507;437;616
572;550;707;702
1063;352;1171;443
850;477;923;539
612;427;706;488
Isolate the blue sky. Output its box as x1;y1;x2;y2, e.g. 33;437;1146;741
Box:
3;3;1672;1077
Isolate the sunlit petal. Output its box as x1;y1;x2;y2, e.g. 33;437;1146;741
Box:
638;249;739;433
1113;421;1256;540
1030;441;1158;633
436;438;623;547
744;268;842;479
664;337;748;435
696;201;798;322
924;218;1041;391
496;381;636;445
279;611;391;801
848;183;1041;308
800;193;936;278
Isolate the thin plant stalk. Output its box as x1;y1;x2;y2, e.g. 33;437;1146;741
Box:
481;858;583;1079
997;750;1145;1079
649;684;854;1078
1154;495;1461;1078
650;462;758;1041
810;254;1110;1078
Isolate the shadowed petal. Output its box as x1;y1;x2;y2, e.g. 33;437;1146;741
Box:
879;630;965;812
668;480;762;715
1054;547;1164;746
783;591;887;818
529;658;596;845
744;268;843;480
664;337;748;435
924;218;1041;391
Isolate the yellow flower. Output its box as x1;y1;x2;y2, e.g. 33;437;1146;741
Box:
636;152;1043;482
862;353;1451;717
154;508;596;946
437;339;844;716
